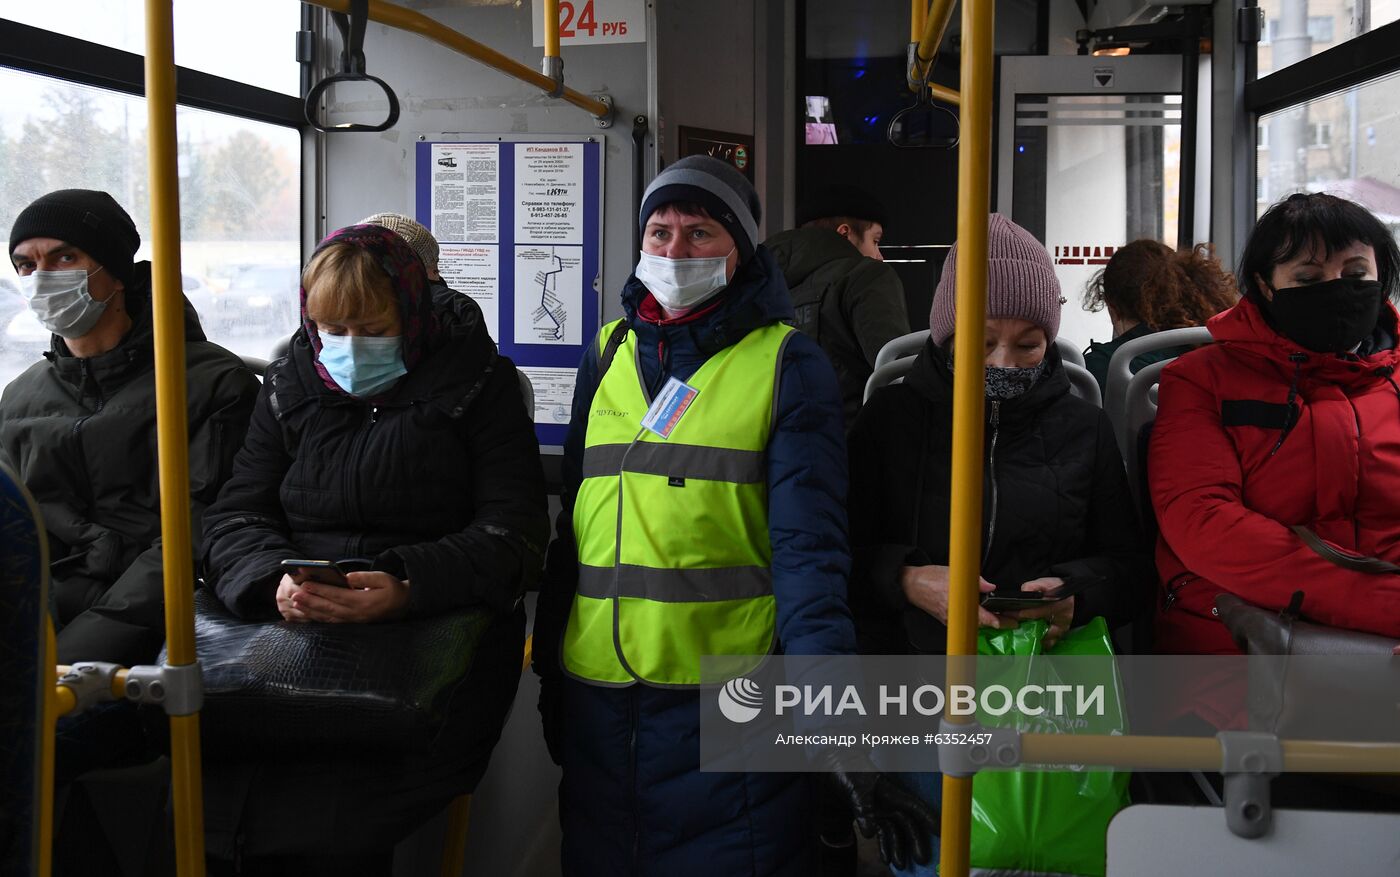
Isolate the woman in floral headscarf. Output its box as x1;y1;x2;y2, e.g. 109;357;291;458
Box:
200;224;548;874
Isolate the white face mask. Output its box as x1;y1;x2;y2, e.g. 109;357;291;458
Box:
18;267;109;339
635;249;733;313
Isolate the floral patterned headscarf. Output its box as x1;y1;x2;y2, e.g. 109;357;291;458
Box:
300;223;441;394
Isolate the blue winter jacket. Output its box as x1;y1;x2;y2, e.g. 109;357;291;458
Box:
535;246;857;876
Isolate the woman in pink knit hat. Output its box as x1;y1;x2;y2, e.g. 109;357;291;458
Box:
844;214;1147;873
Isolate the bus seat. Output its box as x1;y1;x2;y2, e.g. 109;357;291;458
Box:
1108;803;1400;875
0;461;49;877
269;335;292;362
1065;360;1101;406
1056;336;1086;369
1104;326;1211;454
865;352;1100;406
873;329;929;370
1122;358;1172;517
517;370;535;415
863;356;917;402
240;355;269;378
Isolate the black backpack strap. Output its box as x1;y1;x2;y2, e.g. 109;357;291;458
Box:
596;319;631;378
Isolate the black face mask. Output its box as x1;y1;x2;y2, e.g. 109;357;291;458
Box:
1264;276;1385;353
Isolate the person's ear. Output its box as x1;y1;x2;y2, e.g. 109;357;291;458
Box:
1254;272;1273;301
836;222;854;240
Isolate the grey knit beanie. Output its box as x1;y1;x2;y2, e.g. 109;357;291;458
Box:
639;156;761;262
359;212;439;274
930;213;1063;345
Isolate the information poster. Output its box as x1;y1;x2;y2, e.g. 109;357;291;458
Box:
417;139;602;449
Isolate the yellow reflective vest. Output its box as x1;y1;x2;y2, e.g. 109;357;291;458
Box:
562;318;794;687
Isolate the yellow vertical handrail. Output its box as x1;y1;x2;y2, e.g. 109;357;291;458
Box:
544;0;561;58
144;2;206;874
39;622;58;877
940;0;995;873
911;0;928;44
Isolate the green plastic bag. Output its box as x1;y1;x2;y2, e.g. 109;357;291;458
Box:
965;617;1130;877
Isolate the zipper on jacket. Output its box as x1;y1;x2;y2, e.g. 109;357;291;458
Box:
981;400;1001;567
370;405;380;425
341;405;375;530
628;686;641;874
1163;573;1196;611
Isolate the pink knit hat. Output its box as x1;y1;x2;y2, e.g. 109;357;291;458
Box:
930;214;1063;345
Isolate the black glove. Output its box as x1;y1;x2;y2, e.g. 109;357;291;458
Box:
825;758;939;870
537;671;564;766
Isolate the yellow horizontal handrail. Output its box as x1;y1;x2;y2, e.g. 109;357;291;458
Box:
931;83;961;107
304;0;611;120
910;0;957;92
1021;734;1400;773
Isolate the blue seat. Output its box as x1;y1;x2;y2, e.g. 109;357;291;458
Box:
0;461;50;876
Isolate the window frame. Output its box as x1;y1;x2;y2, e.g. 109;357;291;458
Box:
1246;16;1400;116
0;18;305;128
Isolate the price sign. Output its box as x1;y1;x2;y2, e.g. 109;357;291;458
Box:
532;0;647;46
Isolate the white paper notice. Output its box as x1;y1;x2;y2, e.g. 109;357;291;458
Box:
514;245;583;346
515;143;583;245
520;366;579;425
431;144;499;243
437;244;500;342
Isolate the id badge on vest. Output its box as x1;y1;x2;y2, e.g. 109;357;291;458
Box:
640;376;700;439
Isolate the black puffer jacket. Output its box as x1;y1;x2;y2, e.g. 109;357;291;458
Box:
202;233;549;621
766;227;910;425
847;340;1147;654
0;263;260;665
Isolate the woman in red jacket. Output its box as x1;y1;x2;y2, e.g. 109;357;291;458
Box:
1150;192;1400;655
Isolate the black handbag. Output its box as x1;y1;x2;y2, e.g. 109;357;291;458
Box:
1215;593;1399;745
1214;592;1397;656
160;589;493;755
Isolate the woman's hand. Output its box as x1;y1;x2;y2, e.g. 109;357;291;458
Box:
276;574;310;622
899;564;1013;629
1011;576;1075;649
287;571;410;623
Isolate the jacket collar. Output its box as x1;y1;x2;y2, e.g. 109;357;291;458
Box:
618;245;795;356
47;262;206;397
1207;296;1400;384
904;337;1071;429
272;286;497;420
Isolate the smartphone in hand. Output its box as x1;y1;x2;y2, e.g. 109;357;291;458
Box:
281;559;349;588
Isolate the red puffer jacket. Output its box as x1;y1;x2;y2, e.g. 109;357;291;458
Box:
1149;296;1400;655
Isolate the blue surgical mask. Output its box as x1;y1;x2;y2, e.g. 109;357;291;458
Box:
317;333;407;398
18;266;109;338
634;249;733;312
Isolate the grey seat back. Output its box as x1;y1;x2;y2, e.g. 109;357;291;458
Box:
1056;336;1086;368
873;329;930;370
1104;326;1211;453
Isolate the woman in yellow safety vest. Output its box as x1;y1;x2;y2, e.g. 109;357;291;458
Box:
533;156;936;875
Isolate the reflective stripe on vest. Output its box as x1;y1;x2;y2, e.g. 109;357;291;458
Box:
563;318;793;687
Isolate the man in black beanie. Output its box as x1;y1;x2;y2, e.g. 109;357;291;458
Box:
766;184;911;427
2;189;260;668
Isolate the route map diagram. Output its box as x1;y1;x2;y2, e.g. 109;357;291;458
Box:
514;245;583;346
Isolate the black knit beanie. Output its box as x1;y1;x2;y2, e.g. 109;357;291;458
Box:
797;184;889;228
639;156;762;263
9;189;141;286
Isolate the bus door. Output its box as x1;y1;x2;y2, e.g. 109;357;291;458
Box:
996;55;1188;350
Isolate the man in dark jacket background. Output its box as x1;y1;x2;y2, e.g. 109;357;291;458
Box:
2;189;260;668
766;184;911;425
